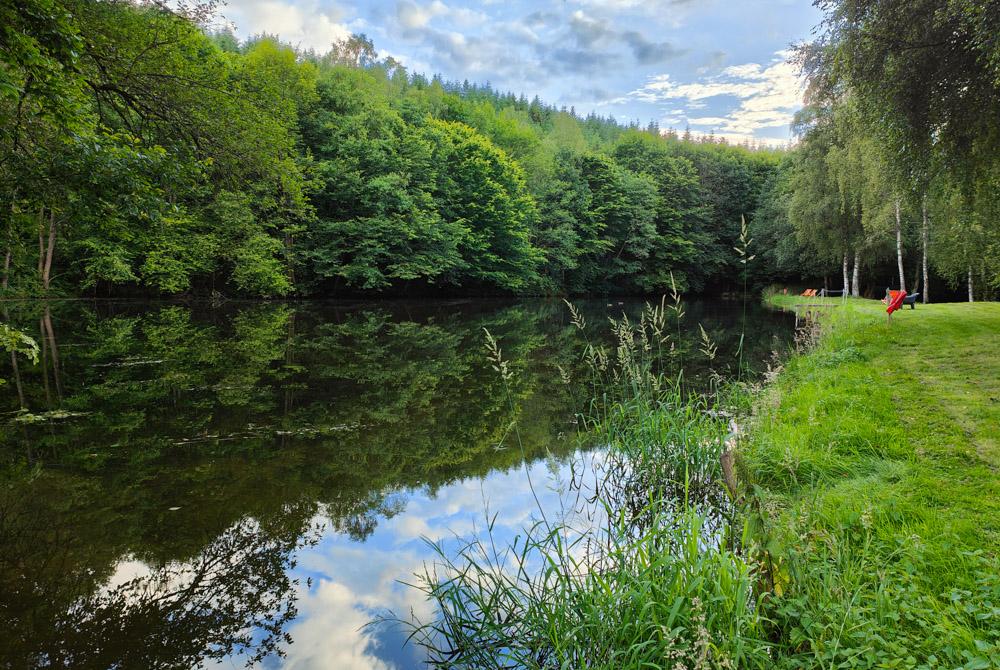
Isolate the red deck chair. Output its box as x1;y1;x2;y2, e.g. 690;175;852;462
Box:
886;289;907;322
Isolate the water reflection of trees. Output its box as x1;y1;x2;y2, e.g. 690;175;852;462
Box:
0;488;318;668
0;299;791;666
1;301;579;499
0;299;790;544
0;300;582;666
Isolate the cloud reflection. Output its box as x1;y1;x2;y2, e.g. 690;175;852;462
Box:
277;458;575;668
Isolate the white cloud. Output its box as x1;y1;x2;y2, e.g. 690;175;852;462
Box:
631;51;804;138
396;0;487;30
686;116;731;125
279;580;404;670
223;0;351;52
397;0;442;29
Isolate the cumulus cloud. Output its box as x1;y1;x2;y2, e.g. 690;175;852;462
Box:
630;50;804;137
389;3;684;85
396;0;441;29
568;10;615;47
621;30;686;65
223;0;351;52
566;10;686;65
396;0;487;30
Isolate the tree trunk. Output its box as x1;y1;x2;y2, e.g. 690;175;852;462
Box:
284;233;295;287
10;351;25;409
37;206;45;280
42;306;62;400
42;209;57;291
1;248;10;291
3;194;15;291
921;198;929;303
842;252;849;296
895;198;906;293
851;249;860;297
40;317;51;406
968;266;974;303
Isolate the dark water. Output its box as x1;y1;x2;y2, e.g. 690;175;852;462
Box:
0;298;791;669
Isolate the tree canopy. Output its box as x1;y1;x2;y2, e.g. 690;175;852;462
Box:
1;0;788;298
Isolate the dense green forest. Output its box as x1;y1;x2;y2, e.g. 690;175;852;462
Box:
2;0;784;298
2;0;998;299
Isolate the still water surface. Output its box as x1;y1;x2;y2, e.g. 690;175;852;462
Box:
0;298;791;669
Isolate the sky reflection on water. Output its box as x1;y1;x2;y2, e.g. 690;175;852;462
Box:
0;299;792;668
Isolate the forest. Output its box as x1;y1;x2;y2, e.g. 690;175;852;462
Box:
6;0;996;301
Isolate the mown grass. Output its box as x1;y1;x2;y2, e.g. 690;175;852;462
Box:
747;296;1000;669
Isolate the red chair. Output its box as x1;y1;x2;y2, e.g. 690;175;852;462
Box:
886;289;907;322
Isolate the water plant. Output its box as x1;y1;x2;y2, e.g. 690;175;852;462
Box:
733;215;755;380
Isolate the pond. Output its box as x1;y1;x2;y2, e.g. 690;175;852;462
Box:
0;298;792;669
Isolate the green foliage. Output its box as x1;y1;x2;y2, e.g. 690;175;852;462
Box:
0;0;83;125
2;6;787;297
613;133;704;290
796;0;1000;298
0;324;39;364
423;118;542;291
1;2;313;297
4;3;997;298
572;152;658;291
303;72;463;289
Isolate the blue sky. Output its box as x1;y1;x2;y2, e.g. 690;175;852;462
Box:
221;0;823;144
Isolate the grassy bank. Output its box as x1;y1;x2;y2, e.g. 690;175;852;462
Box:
747;296;1000;668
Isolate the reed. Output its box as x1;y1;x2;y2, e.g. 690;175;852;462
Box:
383;295;774;669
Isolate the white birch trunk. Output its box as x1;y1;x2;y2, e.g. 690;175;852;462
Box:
921;198;929;303
968;266;974;302
895;198;906;293
842;252;849;296
851;249;860;297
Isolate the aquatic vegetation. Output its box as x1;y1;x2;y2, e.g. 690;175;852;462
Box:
390;298;776;668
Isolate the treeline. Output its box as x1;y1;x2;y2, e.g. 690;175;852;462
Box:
751;0;1000;302
3;0;784;298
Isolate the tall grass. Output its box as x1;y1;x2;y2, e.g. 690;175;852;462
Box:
385;298;775;669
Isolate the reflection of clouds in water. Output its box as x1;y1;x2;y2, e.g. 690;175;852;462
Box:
281;458;577;669
101;555;200;597
94;457;595;669
103;556;156;591
277;581;402;670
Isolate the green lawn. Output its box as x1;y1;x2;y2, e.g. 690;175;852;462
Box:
746;296;1000;669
